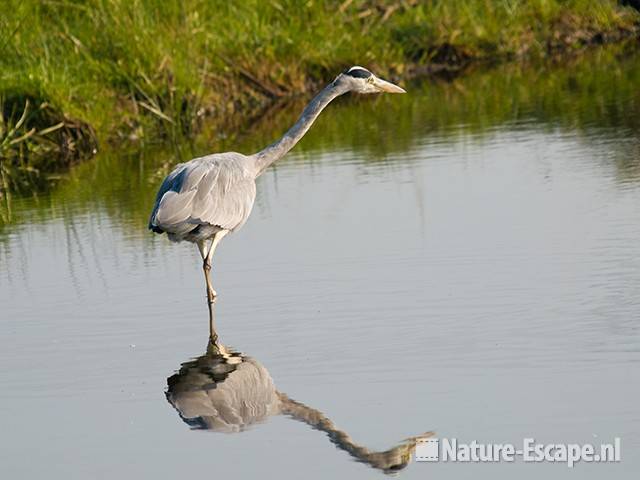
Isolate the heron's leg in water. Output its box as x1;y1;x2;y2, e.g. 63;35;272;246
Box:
197;231;228;342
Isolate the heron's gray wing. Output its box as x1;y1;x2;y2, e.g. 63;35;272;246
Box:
149;156;255;236
189;163;256;231
148;162;187;231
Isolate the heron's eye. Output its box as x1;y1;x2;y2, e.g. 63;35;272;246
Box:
367;76;375;84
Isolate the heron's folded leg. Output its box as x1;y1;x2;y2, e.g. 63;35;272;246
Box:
197;239;216;342
202;230;229;298
196;231;228;342
202;247;217;300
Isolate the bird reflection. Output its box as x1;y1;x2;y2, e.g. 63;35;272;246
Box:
166;337;432;474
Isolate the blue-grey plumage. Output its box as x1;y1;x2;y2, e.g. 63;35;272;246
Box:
148;66;405;340
148;152;256;243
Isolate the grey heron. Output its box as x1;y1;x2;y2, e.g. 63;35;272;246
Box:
149;66;405;339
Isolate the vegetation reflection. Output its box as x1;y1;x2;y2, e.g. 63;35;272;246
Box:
1;44;639;232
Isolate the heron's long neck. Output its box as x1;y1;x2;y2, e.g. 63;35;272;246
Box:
252;81;349;176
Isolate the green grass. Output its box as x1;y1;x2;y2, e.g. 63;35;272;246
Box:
0;0;638;151
2;41;640;229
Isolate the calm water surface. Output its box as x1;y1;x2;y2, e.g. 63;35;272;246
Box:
1;47;639;478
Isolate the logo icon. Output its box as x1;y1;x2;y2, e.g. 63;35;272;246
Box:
416;438;439;462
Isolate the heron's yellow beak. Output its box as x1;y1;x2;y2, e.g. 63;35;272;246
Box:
373;77;406;93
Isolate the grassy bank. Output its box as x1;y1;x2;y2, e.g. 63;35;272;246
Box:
1;0;639;173
2;40;640;228
3;41;640;229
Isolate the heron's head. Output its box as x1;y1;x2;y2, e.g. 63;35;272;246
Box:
334;66;406;94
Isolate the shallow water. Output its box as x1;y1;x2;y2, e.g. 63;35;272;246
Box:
1;46;640;479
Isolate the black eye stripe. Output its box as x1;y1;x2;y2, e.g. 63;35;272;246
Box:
345;68;372;79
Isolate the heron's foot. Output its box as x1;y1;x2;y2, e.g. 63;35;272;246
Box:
208;334;220;349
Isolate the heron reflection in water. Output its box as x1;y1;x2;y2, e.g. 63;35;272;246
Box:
166;336;433;474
